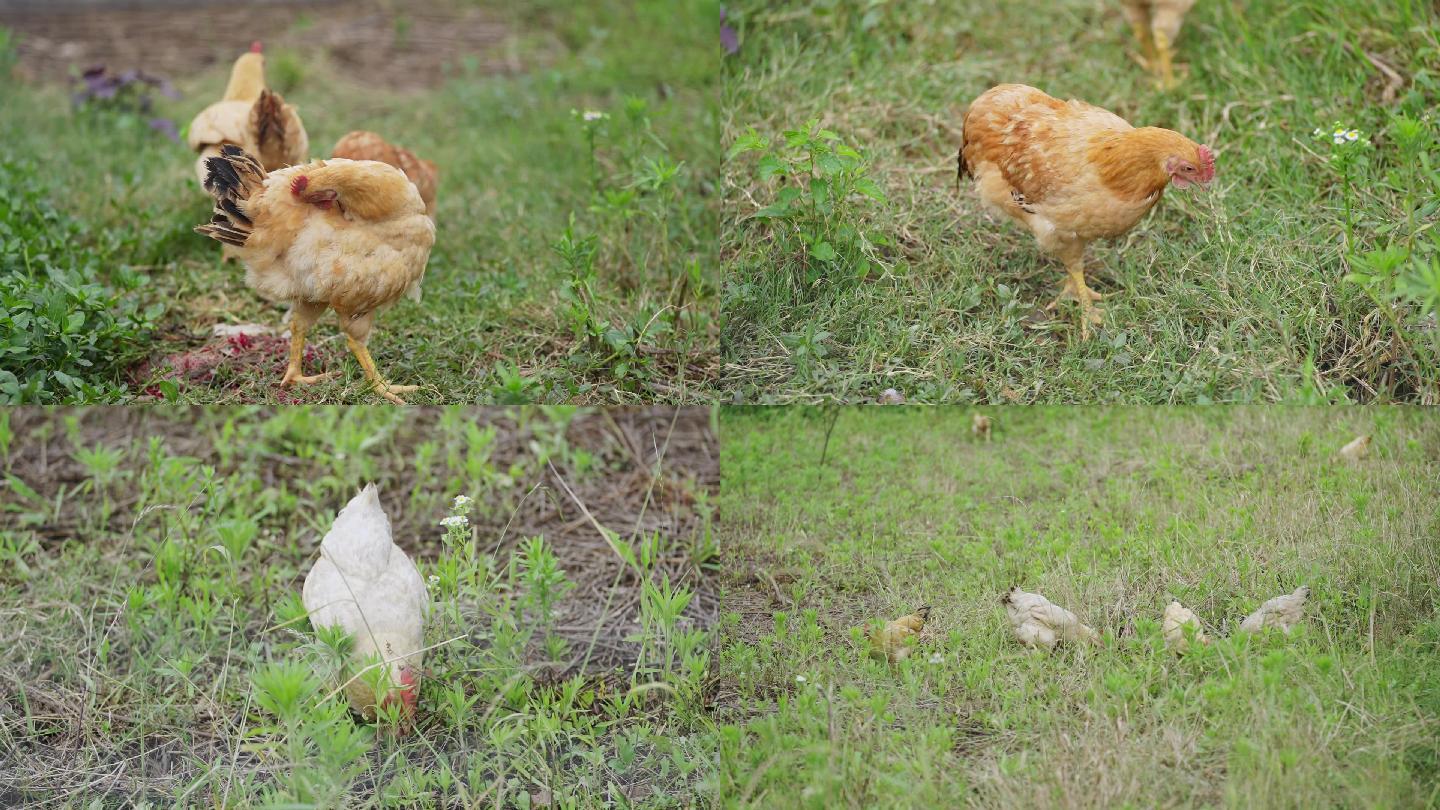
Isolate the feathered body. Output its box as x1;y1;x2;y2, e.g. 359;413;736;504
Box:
187;43;307;186
333;131;439;217
1239;586;1309;634
195;146;435;402
972;413;992;441
958;84;1214;336
1162;600;1208;652
1003;587;1101;649
302;485;429;720
868;606;930;663
1337;435;1371;461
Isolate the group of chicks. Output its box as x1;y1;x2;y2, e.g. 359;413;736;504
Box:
868;584;1311;663
187;43;440;403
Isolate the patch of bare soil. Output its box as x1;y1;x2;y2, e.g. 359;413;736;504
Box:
0;0;524;90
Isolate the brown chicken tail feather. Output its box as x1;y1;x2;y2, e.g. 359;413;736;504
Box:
251;90;288;152
196;145;266;247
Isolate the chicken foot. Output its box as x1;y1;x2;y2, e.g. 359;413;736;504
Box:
1153;30;1179;89
344;336;419;405
281;302;338;386
1046;260;1105;339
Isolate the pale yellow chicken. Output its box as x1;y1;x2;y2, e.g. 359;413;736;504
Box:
1337;435;1371;461
194;146;435;403
972;413;992;441
1003;587;1101;649
868;606;930;663
1161;600;1209;653
186;42;308;185
332;131;439;218
1119;0;1198;89
1239;586;1309;634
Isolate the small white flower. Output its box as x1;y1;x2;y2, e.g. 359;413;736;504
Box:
452;494;473;511
427;575;439;586
928;652;944;665
1344;130;1359;142
795;675;807;684
1312;128;1323;137
440;515;469;528
582;110;606;122
1333;134;1346;145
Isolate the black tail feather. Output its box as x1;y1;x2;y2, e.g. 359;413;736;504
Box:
196;145;266;248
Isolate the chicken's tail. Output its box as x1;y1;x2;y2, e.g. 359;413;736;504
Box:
955;128;970;193
250;91;288;153
194;144;267;247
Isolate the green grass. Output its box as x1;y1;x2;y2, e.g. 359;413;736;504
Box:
721;0;1440;404
715;407;1440;807
0;407;720;806
0;0;719;404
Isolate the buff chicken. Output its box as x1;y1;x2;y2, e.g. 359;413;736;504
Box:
302;484;429;724
194;146;435;403
186;42;307;186
868;606;930;663
958;84;1215;337
1239;586;1309;635
1161;600;1209;653
1119;0;1198;89
332;131;439;218
1003;587;1101;649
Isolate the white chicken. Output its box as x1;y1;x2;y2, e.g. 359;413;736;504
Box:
302;484;429;722
1003;587;1101;649
1161;600;1208;652
1239;586;1309;635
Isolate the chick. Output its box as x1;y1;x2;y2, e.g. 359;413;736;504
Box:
1161;600;1209;653
1337;435;1371;461
868;606;930;663
972;413;992;441
1239;586;1309;634
1003;587;1101;649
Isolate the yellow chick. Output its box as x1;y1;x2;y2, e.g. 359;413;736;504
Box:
868;606;930;663
1161;600;1209;653
1337;435;1370;461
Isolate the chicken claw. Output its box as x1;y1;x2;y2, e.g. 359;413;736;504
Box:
1047;269;1106;338
346;337;417;404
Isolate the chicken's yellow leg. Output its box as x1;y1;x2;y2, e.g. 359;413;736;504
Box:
1154;30;1178;89
1047;258;1105;340
1129;20;1156;68
345;336;419;405
281;303;337;386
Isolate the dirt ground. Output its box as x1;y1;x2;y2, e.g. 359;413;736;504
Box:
0;0;523;89
4;406;719;676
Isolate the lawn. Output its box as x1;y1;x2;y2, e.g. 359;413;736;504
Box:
715;407;1440;807
0;0;719;405
720;0;1440;404
0;406;721;806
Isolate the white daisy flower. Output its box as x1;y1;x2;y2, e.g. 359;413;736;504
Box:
1344;130;1359;142
582;110;607;122
1333;134;1346;145
427;575;440;586
440;515;469;528
452;494;473;511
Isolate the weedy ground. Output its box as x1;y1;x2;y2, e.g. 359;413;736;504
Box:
721;0;1440;404
715;407;1440;808
0;407;720;806
0;0;718;405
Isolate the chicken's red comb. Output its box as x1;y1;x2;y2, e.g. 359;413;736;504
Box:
290;175;308;196
250;41;263;53
1197;145;1216;182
